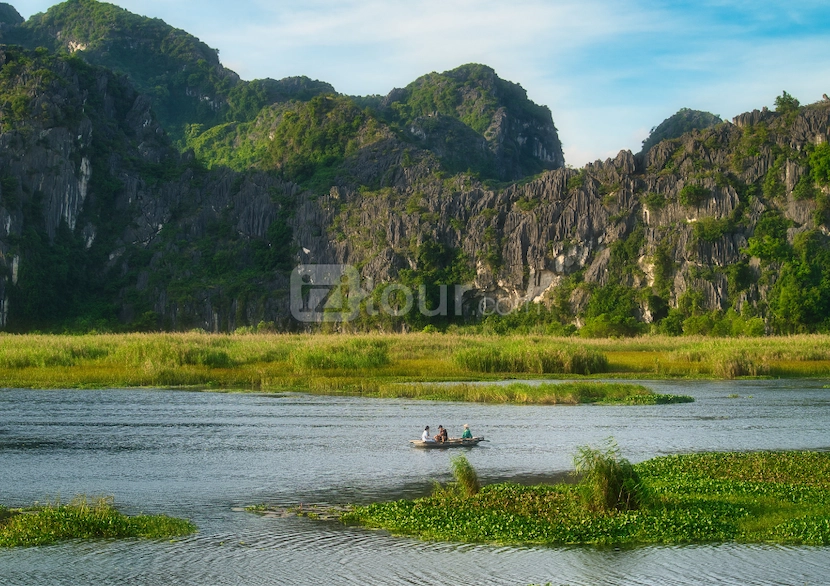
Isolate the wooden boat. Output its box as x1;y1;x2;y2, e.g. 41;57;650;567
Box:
409;437;485;449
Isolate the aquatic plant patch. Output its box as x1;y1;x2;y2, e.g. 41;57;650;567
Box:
341;451;830;546
0;496;196;548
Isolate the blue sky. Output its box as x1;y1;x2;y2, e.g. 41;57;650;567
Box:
11;0;830;166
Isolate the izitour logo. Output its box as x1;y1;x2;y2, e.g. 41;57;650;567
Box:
290;264;525;323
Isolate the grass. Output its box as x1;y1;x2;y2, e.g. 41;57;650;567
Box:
573;438;643;511
0;496;197;548
450;455;481;497
452;344;608;374
372;382;693;404
0;333;829;399
341;450;830;547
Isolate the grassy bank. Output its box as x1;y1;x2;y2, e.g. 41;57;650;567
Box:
0;333;829;396
341;450;830;546
0;496;196;547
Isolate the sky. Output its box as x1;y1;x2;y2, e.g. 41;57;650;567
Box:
10;0;830;166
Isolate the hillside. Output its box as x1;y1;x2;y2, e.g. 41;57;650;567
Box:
0;0;829;336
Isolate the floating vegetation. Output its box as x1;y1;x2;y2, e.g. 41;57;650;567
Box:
0;496;196;548
243;503;351;522
341;450;830;546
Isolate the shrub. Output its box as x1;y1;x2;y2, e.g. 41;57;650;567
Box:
679;184;710;207
579;314;644;338
642;191;668;210
692;217;732;243
809;143;830;187
774;91;800;122
567;170;586;190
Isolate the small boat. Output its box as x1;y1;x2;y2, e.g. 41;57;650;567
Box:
409;437;486;449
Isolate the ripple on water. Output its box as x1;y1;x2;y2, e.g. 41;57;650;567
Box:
0;385;829;585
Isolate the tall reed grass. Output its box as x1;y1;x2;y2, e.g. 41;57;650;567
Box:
382;382;692;405
291;338;390;372
453;344;608;375
450;455;481;496
0;332;828;394
573;439;644;512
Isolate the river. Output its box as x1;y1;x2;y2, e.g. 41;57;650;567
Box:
0;379;828;585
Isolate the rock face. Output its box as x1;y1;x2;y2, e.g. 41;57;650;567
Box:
1;2;830;333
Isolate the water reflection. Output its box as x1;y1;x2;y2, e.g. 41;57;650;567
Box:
0;381;828;585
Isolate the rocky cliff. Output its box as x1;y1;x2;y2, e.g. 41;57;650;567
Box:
1;0;829;335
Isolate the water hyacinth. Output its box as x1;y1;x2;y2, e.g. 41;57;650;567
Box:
0;496;196;548
342;449;830;547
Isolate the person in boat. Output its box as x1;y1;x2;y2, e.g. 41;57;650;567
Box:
461;423;472;439
421;426;435;442
436;425;448;443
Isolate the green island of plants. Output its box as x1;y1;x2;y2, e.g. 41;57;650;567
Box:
377;382;693;405
341;447;830;546
0;496;197;548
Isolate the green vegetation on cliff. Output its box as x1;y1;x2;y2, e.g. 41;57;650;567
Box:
0;3;22;26
380;63;563;180
13;0;334;143
640;108;723;154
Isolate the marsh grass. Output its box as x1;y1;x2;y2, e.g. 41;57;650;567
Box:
342;451;830;547
451;455;481;496
0;496;196;547
376;382;692;404
573;439;644;511
453;344;608;374
1;333;829;396
291;338;390;372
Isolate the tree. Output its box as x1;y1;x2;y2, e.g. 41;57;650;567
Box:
774;91;800;114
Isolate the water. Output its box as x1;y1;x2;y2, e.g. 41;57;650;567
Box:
0;380;829;585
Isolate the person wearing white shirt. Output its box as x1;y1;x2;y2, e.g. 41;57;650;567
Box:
421;426;434;442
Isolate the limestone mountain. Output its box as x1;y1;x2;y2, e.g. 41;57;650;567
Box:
376;63;564;181
0;0;829;337
640;108;723;155
0;3;22;27
2;0;334;143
